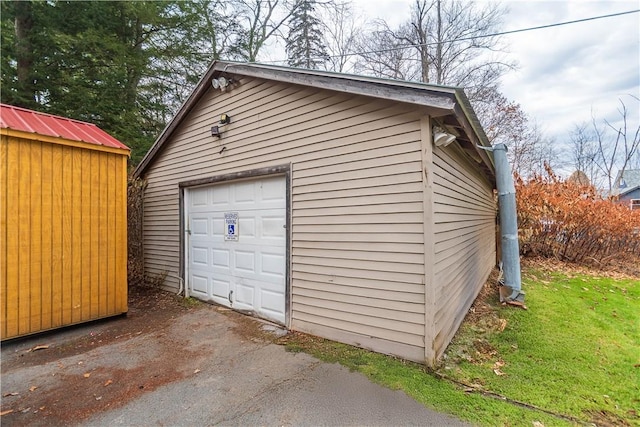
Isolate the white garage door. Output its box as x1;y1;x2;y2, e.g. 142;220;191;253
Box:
186;175;287;325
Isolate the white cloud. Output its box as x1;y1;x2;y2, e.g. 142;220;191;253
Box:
499;1;639;141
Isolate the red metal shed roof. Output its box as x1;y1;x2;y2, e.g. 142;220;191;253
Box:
0;103;129;150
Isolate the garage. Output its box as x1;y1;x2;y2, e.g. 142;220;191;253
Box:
133;61;497;366
185;175;287;325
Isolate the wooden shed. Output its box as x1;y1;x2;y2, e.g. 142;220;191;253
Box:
1;104;130;340
133;61;497;366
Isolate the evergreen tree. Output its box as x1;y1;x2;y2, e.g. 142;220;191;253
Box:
285;0;329;69
0;1;213;164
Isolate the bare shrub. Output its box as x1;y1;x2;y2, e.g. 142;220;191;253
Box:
515;165;640;267
127;177;147;287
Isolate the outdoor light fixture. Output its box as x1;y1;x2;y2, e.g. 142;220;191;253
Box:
211;113;231;138
433;127;457;147
211;76;233;92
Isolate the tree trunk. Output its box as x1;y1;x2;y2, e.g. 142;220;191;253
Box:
435;0;443;84
14;0;35;107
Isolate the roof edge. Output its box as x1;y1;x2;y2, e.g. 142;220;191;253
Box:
0;128;130;156
133;59;219;178
619;184;640;197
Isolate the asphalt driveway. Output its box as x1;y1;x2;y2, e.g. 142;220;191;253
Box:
1;288;467;426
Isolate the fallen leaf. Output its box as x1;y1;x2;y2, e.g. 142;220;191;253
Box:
532;421;545;427
83;373;91;378
0;410;14;416
104;379;113;387
493;369;506;376
498;319;507;332
3;392;19;397
29;386;38;392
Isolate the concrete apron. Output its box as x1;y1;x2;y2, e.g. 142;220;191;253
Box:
1;305;468;426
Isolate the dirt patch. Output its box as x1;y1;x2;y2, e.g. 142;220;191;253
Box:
2;285;195;370
586;409;632;427
1;286;204;426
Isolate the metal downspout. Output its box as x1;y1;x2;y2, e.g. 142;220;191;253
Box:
479;143;525;305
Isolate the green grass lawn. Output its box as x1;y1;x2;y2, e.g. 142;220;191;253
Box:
281;264;640;426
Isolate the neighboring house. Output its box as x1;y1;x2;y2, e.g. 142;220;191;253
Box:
133;61;497;366
0;104;130;340
614;169;640;210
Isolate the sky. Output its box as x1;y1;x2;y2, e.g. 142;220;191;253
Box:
347;0;640;171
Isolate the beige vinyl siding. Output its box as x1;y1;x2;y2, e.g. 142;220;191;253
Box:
142;76;427;361
432;145;496;358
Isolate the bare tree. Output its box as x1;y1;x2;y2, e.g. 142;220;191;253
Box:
354;0;513;102
235;0;298;61
590;97;640;193
569;122;601;186
473;88;555;177
353;20;418;80
319;1;363;73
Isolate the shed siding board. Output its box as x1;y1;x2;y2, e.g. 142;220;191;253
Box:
432;146;496;359
142;77;426;361
0;135;128;340
0;137;7;338
40;143;53;330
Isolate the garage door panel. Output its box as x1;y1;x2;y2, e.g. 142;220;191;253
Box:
234;282;255;307
234;250;255;272
261;289;285;314
192;247;209;266
234;181;256;203
261;252;285;277
212;218;224;237
239;218;256;238
212;249;230;267
261;178;286;201
191;187;208;206
187;175;287;325
191;275;209;296
211;185;230;205
191;218;208;235
212;279;230;300
262;216;285;238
